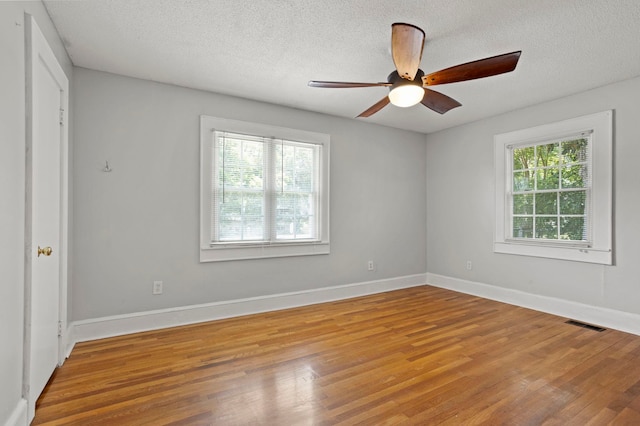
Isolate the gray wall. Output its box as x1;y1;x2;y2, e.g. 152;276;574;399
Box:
426;76;640;315
72;68;427;320
0;2;72;424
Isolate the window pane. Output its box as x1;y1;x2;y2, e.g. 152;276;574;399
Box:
535;217;558;239
277;144;292;192
536;168;559;190
274;142;317;241
243;191;264;215
513;146;535;170
561;138;588;163
295;215;313;239
276;216;292;238
562;164;587;188
243;216;264;240
218;191;242;241
215;134;266;243
294;147;314;192
220;139;242;187
513;171;533;191
277;144;315;193
276;192;293;238
560;216;586;241
276;193;316;239
276;215;314;240
535;192;557;215
217;191;264;241
219;219;241;241
560;190;586;215
513;193;533;214
243;192;265;240
242;141;264;189
513;216;533;238
536;143;560;167
218;138;264;189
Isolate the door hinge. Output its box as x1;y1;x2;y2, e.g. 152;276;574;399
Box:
59;108;64;125
58;321;63;337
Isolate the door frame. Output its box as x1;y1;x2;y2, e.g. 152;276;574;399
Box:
23;13;69;421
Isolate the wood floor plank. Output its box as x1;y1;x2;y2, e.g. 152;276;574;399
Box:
34;286;640;425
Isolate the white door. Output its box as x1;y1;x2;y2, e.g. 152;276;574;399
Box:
25;15;69;422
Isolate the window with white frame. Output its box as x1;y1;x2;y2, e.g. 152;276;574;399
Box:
200;116;330;262
494;110;612;265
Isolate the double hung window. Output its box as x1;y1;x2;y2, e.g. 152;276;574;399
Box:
510;135;590;242
494;111;612;264
200;116;330;262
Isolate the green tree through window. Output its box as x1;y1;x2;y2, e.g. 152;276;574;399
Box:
511;136;590;242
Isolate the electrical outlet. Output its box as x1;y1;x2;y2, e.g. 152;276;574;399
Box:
368;260;374;271
152;280;163;295
466;261;472;270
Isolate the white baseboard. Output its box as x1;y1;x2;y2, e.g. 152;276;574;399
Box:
72;274;427;344
3;398;27;426
427;273;640;336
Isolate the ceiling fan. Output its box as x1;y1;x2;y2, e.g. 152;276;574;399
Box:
308;23;521;117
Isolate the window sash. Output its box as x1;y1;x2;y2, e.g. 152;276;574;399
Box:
211;131;320;245
505;133;592;246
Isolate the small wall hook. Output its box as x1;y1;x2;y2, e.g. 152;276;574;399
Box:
103;161;112;172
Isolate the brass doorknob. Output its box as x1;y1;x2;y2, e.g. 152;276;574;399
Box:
37;246;52;257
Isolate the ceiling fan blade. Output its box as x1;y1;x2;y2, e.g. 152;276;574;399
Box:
422;51;522;86
308;81;391;88
420;88;462;114
358;96;390;117
391;23;425;81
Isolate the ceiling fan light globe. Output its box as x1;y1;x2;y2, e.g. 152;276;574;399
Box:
388;85;424;107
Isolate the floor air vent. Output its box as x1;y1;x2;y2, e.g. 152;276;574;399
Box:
565;320;606;332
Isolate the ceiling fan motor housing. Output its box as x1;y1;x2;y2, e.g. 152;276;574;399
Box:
388;69;425;89
387;69;425;107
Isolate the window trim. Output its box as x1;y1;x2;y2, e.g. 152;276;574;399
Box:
494;110;612;265
200;116;330;262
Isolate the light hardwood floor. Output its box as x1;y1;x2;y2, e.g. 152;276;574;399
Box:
34;286;640;425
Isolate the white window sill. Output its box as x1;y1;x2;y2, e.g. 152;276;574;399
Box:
200;241;330;262
494;241;611;265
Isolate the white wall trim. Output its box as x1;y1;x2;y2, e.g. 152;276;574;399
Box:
71;274;427;344
3;398;27;426
63;324;75;359
427;272;640;336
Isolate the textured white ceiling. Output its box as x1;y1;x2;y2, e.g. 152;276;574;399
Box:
44;0;640;134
